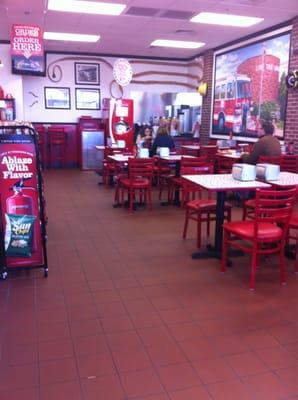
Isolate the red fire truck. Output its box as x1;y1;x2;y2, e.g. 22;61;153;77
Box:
213;74;255;134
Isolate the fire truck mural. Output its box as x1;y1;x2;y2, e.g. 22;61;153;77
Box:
212;30;290;139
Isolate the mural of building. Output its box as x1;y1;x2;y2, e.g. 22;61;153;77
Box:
237;53;280;103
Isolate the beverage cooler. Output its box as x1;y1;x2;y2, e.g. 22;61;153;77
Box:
102;98;134;149
78;116;105;170
0;98;16;121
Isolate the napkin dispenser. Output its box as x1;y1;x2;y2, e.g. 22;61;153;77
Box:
256;163;280;180
158;147;170;157
138;148;149;158
232;163;256;181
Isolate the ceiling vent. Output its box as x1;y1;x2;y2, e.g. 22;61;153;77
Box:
124;7;160;17
159;10;195;20
174;29;197;36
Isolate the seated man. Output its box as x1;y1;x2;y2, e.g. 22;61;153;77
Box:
241;120;281;165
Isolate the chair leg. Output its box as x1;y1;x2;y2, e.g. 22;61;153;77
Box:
221;229;228;272
279;249;286;285
148;188;152;211
182;208;189;239
196;211;202;249
129;189;134;212
250;245;258;291
206;212;210;236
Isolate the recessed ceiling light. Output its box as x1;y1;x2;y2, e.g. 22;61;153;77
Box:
44;32;100;42
190;12;263;27
47;0;126;15
150;39;205;49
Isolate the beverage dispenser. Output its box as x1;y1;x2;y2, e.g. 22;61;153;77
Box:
102;98;134;149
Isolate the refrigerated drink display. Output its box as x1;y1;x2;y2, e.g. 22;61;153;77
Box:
0;98;16;121
0;121;48;280
78;117;105;170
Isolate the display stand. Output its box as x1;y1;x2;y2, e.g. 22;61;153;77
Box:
0;122;48;279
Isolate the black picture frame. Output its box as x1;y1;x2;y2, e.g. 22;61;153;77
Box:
44;87;71;109
75;88;100;110
75;62;100;85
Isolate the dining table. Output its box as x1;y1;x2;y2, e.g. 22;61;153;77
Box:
182;173;272;260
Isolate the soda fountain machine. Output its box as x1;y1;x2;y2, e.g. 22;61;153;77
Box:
102;98;134;149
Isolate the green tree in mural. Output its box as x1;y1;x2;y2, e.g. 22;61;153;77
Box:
278;72;287;121
251;101;279;123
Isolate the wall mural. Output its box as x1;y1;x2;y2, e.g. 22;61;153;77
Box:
211;28;291;140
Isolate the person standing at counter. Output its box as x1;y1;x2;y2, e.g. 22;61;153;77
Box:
150;126;175;156
241;120;281;165
191;119;200;139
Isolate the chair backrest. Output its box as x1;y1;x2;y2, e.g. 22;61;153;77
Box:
199;145;218;164
254;187;296;236
281;155;298;173
48;128;66;145
216;154;235;174
258;155;282;165
181;163;214;176
180;155;207;167
128;158;154;179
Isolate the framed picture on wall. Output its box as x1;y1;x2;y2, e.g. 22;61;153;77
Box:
75;62;100;85
75;88;100;110
44;87;71;109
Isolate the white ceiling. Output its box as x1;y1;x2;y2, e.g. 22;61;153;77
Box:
1;0;298;59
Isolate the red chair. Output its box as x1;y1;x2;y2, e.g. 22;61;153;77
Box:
168;156;208;206
242;155;284;220
286;211;298;274
215;154;235;174
281;155;298;173
48;128;66;168
35;126;47;169
153;157;175;201
119;158;154;212
222;187;296;290
182;164;232;249
200;145;218;166
258;155;282;165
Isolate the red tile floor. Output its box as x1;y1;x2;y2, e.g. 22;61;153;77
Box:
0;169;298;400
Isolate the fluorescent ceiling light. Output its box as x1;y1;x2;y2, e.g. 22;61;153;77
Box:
190;12;263;27
150;39;205;49
48;0;126;15
44;32;100;42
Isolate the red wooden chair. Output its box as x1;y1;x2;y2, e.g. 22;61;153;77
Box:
103;147;131;186
35;126;47;169
258;155;283;165
281;155;298;173
222;187;296;290
215;154;235;174
287;211;298;274
154;157;175;201
182;163;232;249
119;158;154;212
242;155;283;220
48;128;66;168
168;155;208;206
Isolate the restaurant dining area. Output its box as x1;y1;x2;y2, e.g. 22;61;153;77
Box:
1;0;298;399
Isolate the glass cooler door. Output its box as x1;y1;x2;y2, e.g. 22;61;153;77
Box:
81;130;105;170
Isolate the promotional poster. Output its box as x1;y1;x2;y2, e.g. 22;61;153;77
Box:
11;24;46;76
0;134;43;267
